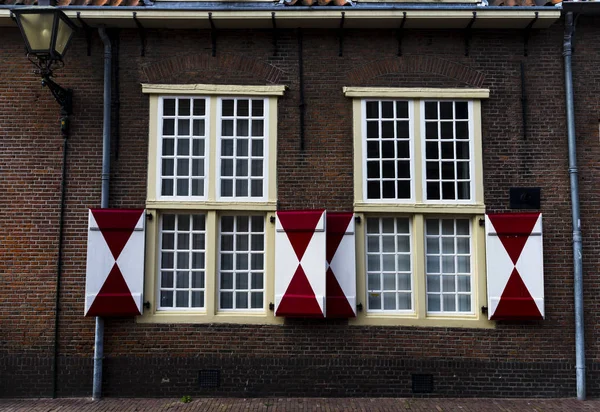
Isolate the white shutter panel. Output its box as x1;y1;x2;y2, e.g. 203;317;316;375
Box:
485;213;544;320
326;212;356;318
85;209;145;316
274;210;326;317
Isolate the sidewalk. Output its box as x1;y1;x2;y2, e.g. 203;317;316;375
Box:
2;397;600;411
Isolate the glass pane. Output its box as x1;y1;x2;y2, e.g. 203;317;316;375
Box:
222;99;234;116
192;272;205;288
440;102;453;119
457;237;470;254
177;159;189;177
426;238;439;254
236;293;248;309
221;159;233;176
427;295;441;312
193;99;205;116
237;216;249;232
220;292;233;309
252;140;263;156
442;275;455;292
368;294;381;310
440;122;453;139
251;254;263;270
162;214;175;230
191;291;204;308
161;252;174;269
160;291;173;307
381;121;394;139
251;180;263;197
424;102;437;119
383;273;395;290
382;236;395;252
397;274;411;290
236;180;248;197
396;101;408;118
162;233;174;249
178;119;190;136
221;180;233;197
178;99;190;116
237;120;249;137
162;138;174;156
383;293;396;310
178;215;190;230
251;160;263;177
222;139;234;156
163;119;175;136
236;272;248;289
163;99;175;116
176;291;188;308
366;122;379;140
382;161;395;178
162;159;174;176
236;159;248;177
177;233;190;249
426;256;440;274
398;293;411;310
221;234;233;251
397;122;409;140
396;219;409;233
221;254;233;271
441;220;454;235
397;254;410;272
236;254;248;270
425;123;438;139
458;295;471;312
381;101;394;118
442;237;454;254
456;142;470;159
192;215;205;230
456;220;470;235
222;120;234;136
251;292;263;309
456;121;469;139
443;294;456;311
251;235;264;251
455;102;468;119
427;275;440;293
236;234;249;251
367;255;380;272
366;218;379;234
457;256;471;273
177;252;189;269
457;275;470;292
367;236;379;253
161;271;173;288
220;273;233;289
366;101;378;118
426;142;438;160
192;159;203;177
397;236;410;253
426;220;439;235
427;182;440;200
237;99;249;116
192;252;205;269
397;181;410;199
442;256;455;274
251;120;264;137
368;274;380;291
382;254;395;271
176;271;189;288
251;216;264;231
252;100;264;116
251;273;263;289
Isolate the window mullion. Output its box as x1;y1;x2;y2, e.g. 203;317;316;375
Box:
205;211;217;316
413;214;426;319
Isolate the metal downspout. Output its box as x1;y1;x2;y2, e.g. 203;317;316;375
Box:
93;27;111;401
563;11;585;401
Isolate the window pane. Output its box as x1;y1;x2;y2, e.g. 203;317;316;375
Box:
163;98;175;116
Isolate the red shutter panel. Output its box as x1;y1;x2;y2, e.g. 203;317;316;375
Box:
326;212;356;318
275;210;326;317
85;209;145;317
485;213;544;320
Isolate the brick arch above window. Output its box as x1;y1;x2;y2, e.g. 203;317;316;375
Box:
347;56;486;88
142;53;284;84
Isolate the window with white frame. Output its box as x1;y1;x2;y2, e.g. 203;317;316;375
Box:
142;84;284;322
346;87;489;325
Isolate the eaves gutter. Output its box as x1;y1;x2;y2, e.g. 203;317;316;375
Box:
0;5;560;29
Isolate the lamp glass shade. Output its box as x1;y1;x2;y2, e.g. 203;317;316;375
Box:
55;17;74;56
19;13;54;53
13;8;76;60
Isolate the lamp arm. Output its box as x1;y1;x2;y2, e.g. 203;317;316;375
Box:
42;74;73;116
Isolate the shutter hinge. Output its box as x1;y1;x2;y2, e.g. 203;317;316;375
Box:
481;306;488;315
479;218;485;227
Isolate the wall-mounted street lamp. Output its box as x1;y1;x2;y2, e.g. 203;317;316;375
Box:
12;2;77;134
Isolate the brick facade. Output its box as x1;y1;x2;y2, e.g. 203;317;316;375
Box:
2;18;599;397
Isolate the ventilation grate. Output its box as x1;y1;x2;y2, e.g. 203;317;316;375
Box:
198;369;220;388
411;374;433;394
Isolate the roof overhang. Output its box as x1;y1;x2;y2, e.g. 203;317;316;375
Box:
0;6;560;30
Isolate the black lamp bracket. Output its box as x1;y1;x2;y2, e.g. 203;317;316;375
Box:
42;74;73;117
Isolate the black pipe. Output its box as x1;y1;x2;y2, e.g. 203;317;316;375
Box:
52;135;68;398
298;28;305;152
521;61;527;140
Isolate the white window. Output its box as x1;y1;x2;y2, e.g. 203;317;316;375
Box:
142;84;285;324
346;87;490;327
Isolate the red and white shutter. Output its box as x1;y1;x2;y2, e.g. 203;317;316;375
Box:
326;212;356;318
85;209;145;317
275;210;326;317
485;213;544;320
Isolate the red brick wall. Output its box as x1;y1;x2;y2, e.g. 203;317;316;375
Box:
1;21;595;397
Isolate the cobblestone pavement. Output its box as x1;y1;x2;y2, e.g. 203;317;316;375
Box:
1;398;600;411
